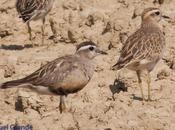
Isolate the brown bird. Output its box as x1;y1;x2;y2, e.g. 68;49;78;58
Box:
112;7;169;101
16;0;55;46
0;41;107;113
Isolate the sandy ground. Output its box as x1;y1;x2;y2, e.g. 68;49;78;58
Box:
0;0;175;130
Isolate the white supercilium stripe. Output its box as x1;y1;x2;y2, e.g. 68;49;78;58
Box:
77;45;96;51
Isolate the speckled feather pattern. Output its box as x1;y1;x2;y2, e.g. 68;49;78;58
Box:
16;0;54;22
113;9;165;72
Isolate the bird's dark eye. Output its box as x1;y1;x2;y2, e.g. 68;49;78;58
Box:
155;11;160;15
89;46;94;51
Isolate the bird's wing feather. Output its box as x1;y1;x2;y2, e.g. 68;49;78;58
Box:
0;55;89;95
16;0;49;22
114;29;164;69
21;55;78;87
20;55;90;95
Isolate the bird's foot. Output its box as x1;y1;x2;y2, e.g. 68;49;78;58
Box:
59;104;66;114
146;98;154;102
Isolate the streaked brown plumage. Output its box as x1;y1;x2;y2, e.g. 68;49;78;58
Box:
112;7;169;101
0;41;107;113
16;0;54;46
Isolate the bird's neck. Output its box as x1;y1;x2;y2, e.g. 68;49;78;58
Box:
141;18;160;30
75;52;92;60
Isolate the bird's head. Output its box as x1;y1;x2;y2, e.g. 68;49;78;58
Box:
141;7;169;22
76;41;107;59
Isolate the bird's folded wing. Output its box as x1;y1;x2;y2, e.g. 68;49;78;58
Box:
114;30;163;69
16;0;45;22
21;55;78;87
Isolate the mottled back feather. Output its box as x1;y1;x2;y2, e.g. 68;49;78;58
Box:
16;0;54;22
113;23;165;70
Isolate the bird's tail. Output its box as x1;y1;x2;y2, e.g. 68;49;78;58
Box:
0;79;26;89
0;79;53;95
111;62;123;70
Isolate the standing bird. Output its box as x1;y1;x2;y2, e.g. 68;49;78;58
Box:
112;8;169;101
16;0;55;46
0;41;107;113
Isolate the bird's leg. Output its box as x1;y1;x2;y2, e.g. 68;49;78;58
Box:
136;70;145;101
47;18;59;48
41;17;46;46
59;95;66;113
27;22;34;46
27;22;32;40
146;71;151;101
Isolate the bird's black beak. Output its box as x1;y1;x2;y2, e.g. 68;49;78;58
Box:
96;49;108;55
162;15;170;19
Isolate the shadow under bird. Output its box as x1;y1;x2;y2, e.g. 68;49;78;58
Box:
16;0;55;46
112;7;170;101
0;41;107;113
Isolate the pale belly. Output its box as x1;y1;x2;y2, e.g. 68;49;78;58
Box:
126;57;161;72
32;10;50;21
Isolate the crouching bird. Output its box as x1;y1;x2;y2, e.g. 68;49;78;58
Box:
0;41;107;113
